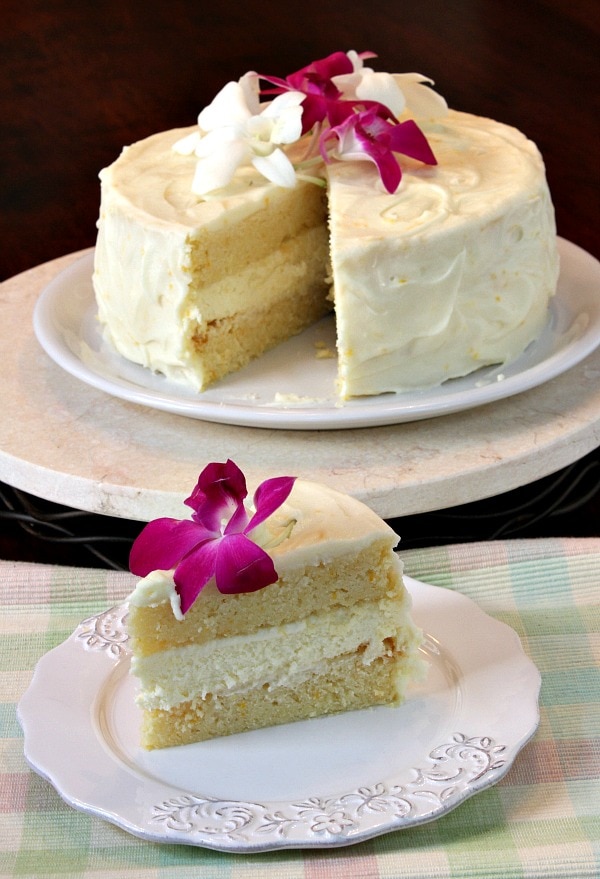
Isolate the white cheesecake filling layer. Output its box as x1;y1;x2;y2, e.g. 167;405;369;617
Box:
132;598;416;711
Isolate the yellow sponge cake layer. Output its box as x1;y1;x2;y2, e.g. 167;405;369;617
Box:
128;534;399;656
140;652;418;749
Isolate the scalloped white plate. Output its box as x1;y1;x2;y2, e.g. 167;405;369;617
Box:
18;577;540;851
32;238;600;429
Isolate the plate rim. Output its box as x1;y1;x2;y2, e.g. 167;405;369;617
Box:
32;237;600;430
17;576;541;852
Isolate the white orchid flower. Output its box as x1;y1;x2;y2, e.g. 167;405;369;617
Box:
392;72;448;119
173;74;305;195
333;50;447;120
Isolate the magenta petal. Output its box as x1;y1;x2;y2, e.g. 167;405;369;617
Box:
298;94;329;131
185;459;248;531
214;533;278;594
320;109;436;194
261;53;358;133
224;493;251;535
287;51;352;92
259;73;292;94
307;50;354;80
355;128;403;191
372;149;402;193
129;518;211;576
173;539;220;614
320;114;400;192
246;476;296;532
326;98;361;127
389;119;437;166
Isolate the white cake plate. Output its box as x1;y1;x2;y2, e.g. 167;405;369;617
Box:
32;244;600;430
0;238;599;521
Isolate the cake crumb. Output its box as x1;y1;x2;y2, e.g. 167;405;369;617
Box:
314;339;336;359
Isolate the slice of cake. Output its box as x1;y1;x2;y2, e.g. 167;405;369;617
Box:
127;460;424;749
93;50;559;398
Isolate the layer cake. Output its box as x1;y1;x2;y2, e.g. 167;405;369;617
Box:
93;52;559;398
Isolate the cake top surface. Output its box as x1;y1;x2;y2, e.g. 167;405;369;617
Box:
128;460;397;617
100;126;294;232
327;110;545;240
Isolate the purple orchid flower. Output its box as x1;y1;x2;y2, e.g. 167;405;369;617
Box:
261;51;367;133
129;460;296;613
320;108;437;193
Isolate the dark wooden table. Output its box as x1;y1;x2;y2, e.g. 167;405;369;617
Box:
1;0;599;565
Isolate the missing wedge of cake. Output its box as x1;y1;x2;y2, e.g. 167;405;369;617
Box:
127;460;425;749
93;50;559;400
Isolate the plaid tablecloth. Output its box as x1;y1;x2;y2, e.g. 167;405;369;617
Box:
1;537;598;878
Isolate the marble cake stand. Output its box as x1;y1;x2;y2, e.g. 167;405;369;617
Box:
1;249;599;523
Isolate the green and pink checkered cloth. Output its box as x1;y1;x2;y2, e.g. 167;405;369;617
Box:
1;537;598;878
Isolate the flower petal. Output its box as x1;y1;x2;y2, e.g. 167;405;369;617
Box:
130;460;298;611
260;52;354;133
345;49;378;71
252;148;298;188
239;71;261;114
393;73;448;119
321;108;436;192
247;476;296;532
190;137;249;195
185;459;248;532
389;118;437;166
173;539;221;614
261;89;305;118
129;518;211;576
193;126;242;158
215;533;278;594
278;51;350;99
198;80;252;132
262;92;305;144
172;130;201;155
354;71;407;117
298;94;330;131
370;148;402;193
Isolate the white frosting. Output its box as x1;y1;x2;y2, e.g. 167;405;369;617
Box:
93;110;558;398
328;110;559;396
264;480;399;569
128;569;184;620
132;598;411;710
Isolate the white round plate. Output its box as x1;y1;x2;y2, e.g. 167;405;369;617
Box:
18;577;540;852
32;238;600;430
